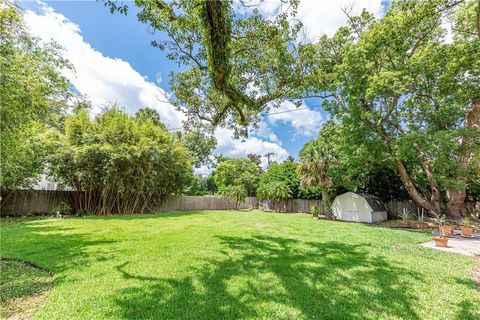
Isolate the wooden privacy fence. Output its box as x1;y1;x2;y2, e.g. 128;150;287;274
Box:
259;199;325;213
0;190;83;216
158;196;258;211
1;190;423;217
383;200;421;218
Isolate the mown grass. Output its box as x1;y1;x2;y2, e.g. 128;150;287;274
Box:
0;259;53;319
1;210;479;319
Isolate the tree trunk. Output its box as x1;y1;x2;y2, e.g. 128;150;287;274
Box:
446;188;467;218
321;188;331;212
446;99;480;217
394;159;439;214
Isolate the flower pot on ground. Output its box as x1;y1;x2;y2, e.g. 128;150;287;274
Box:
331;214;337;221
460;226;474;237
440;225;454;236
460;217;474;237
417;223;428;230
433;236;448;247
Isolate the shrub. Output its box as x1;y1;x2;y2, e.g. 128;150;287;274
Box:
257;162;299;199
310;205;319;218
51;202;71;218
219;185;248;210
257;181;292;212
46;107;192;215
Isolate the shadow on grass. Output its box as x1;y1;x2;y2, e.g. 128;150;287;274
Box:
89;211;207;221
0;259;54;319
1;222;117;279
112;235;424;319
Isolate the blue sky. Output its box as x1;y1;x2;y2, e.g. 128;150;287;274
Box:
21;0;386;170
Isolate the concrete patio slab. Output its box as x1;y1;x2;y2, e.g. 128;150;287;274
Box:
421;232;480;257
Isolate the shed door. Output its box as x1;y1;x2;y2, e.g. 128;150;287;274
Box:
347;195;360;221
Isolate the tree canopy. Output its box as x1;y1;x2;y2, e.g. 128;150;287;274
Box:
0;1;71;190
213;157;260;196
300;0;479;216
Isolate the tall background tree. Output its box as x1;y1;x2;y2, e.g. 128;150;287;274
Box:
301;0;480;216
213;157;260;197
104;0;307;137
103;0;479;217
0;1;71;190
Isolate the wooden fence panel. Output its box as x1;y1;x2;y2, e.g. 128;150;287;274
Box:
259;199;324;213
383;200;422;218
1;190;428;218
0;190;81;216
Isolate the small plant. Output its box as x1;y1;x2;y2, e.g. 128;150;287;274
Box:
431;213;453;237
310;205;319;219
431;212;446;226
460;217;474;237
51;202;71;218
461;217;471;227
76;209;91;217
399;210;415;223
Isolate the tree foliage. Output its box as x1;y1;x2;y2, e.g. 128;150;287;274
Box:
213;157;260;196
46;107;192;215
184;174;216;196
0;1;71;190
300;0;480;216
256;162;299;199
105;0;306;136
219;184;248;210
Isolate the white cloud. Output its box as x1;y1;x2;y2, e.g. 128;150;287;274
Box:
253;120;281;144
215;127;289;167
267;101;324;138
239;0;385;41
23;4;183;128
25;2;292;169
193;126;290;175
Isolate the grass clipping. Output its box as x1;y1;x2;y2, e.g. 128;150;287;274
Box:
0;259;53;319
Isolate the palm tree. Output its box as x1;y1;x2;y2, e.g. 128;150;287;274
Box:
297;140;336;207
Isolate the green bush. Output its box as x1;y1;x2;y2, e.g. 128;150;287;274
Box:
51;202;71;218
46;107;193;215
257;162;299;199
257;181;292;212
219;185;248;210
310;205;319;218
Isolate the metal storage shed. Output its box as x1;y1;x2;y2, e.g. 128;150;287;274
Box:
331;192;387;223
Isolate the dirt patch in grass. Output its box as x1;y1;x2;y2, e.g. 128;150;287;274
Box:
0;258;53;320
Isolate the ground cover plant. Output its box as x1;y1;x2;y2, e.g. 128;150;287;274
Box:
1;211;479;320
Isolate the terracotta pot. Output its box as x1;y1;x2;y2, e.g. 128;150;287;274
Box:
418;223;429;230
440;225;454;236
461;226;474;237
433;237;448;247
331;215;337;221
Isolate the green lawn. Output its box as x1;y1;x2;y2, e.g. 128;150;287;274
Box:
0;259;53;319
1;211;479;319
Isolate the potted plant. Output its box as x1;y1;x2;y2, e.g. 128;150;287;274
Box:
460;217;474;237
331;214;337;221
432;213;448;247
310;205;319;219
438;215;454;236
433;234;449;247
